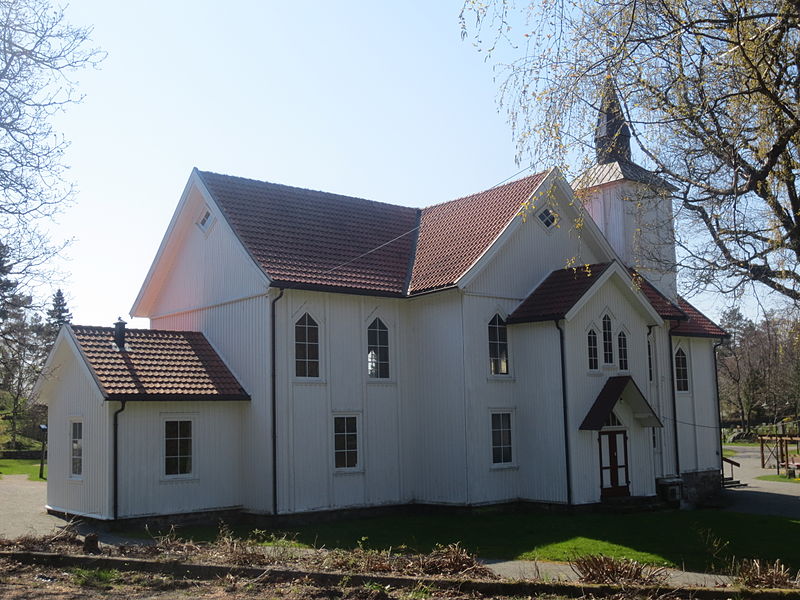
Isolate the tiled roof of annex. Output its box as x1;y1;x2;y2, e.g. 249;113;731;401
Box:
197;169;548;296
69;325;249;401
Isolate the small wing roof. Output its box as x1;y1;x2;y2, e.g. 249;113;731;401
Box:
507;263;612;323
673;297;729;338
580;375;662;430
70;325;249;401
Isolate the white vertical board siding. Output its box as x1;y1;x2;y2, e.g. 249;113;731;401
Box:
152;294;271;513
564;279;657;504
42;341;112;519
146;185;269;319
276;290;403;513
651;325;678;477
468;214;602;301
117;401;244;518
403;290;467;504
672;336;721;474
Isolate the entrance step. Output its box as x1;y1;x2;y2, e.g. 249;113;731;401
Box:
599;496;670;513
723;477;747;488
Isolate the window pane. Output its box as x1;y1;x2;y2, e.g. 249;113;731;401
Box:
368;328;377;346
165;421;178;437
307;325;319;343
334;417;346;433
335;453;346;469
379;363;390;378
295;324;306;342
308;362;319;378
346;452;357;468
165;457;179;475
492;448;503;463
179;439;192;456
180;456;192;474
179;421;191;437
165;439;179;456
346;434;357;450
335;435;346;450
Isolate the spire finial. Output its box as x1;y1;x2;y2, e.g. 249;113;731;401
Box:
595;76;631;164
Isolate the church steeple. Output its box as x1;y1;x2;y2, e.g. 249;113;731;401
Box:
594;77;631;164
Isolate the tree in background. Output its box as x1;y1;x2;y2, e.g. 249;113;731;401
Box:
44;288;71;345
461;0;800;303
0;0;102;283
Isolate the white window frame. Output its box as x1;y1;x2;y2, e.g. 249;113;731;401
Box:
367;317;390;380
488;313;510;377
333;413;362;473
617;329;630;371
196;205;216;235
69;419;83;480
674;346;691;393
587;327;599;372
294;311;322;380
490;409;516;468
535;207;559;230
161;414;197;481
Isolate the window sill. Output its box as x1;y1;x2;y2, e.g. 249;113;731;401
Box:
587;370;604;377
160;475;198;483
490;463;519;471
293;378;327;385
333;468;364;476
66;477;83;484
487;375;516;383
367;378;397;386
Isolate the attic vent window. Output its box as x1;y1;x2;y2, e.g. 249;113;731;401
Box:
197;207;215;233
537;207;557;228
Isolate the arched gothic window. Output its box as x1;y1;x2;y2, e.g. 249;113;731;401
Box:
488;314;509;375
367;318;389;378
295;313;319;377
674;348;689;391
588;330;598;370
602;315;613;364
618;332;628;371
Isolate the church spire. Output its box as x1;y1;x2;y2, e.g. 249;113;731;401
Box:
594;77;631;164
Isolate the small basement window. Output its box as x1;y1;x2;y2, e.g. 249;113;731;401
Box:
537;207;558;228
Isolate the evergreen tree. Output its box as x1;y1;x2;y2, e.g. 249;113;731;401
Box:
45;289;71;342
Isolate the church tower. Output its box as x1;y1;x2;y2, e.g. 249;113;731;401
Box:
574;77;678;300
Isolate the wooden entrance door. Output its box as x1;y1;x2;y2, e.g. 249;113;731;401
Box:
599;430;630;498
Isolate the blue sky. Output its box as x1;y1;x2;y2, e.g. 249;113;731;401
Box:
43;1;729;326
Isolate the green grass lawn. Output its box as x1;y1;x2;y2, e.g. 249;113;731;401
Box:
133;509;800;573
0;458;46;480
722;448;737;458
756;474;800;484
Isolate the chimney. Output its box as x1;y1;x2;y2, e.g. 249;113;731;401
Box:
114;317;127;350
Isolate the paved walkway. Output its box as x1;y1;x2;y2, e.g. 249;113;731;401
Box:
0;475;63;539
721;444;800;519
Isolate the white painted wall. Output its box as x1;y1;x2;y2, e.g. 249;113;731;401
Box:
564;276;658;504
41;338;112;519
116;400;245;518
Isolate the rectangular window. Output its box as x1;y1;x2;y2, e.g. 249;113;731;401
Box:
165;419;192;476
334;415;358;469
491;412;513;464
70;421;83;477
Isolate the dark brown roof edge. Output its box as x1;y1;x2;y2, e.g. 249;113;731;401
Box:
271;280;407;298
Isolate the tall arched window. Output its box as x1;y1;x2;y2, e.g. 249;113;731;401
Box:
588;330;598;370
488;314;509;375
602;315;613;364
295;313;319;377
618;332;628;370
367;318;389;378
674;348;689;391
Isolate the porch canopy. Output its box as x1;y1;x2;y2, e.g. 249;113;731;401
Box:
580;375;662;430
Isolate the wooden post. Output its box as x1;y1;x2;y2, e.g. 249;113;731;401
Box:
38;424;47;480
761;436;765;468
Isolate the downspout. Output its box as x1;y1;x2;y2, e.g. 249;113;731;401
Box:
668;322;681;476
554;320;572;505
713;339;724;474
271;288;284;516
112;399;127;520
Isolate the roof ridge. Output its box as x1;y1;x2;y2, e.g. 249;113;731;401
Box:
71;324;206;335
196;169;418;213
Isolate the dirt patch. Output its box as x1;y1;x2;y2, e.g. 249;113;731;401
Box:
0;558;514;600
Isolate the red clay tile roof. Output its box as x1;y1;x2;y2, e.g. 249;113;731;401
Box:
198;169;548;297
672;297;728;338
507;263;612;323
70;325;249;400
198;171;419;296
408;172;548;294
629;270;685;320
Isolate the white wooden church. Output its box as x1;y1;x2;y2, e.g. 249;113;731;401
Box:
38;84;726;521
